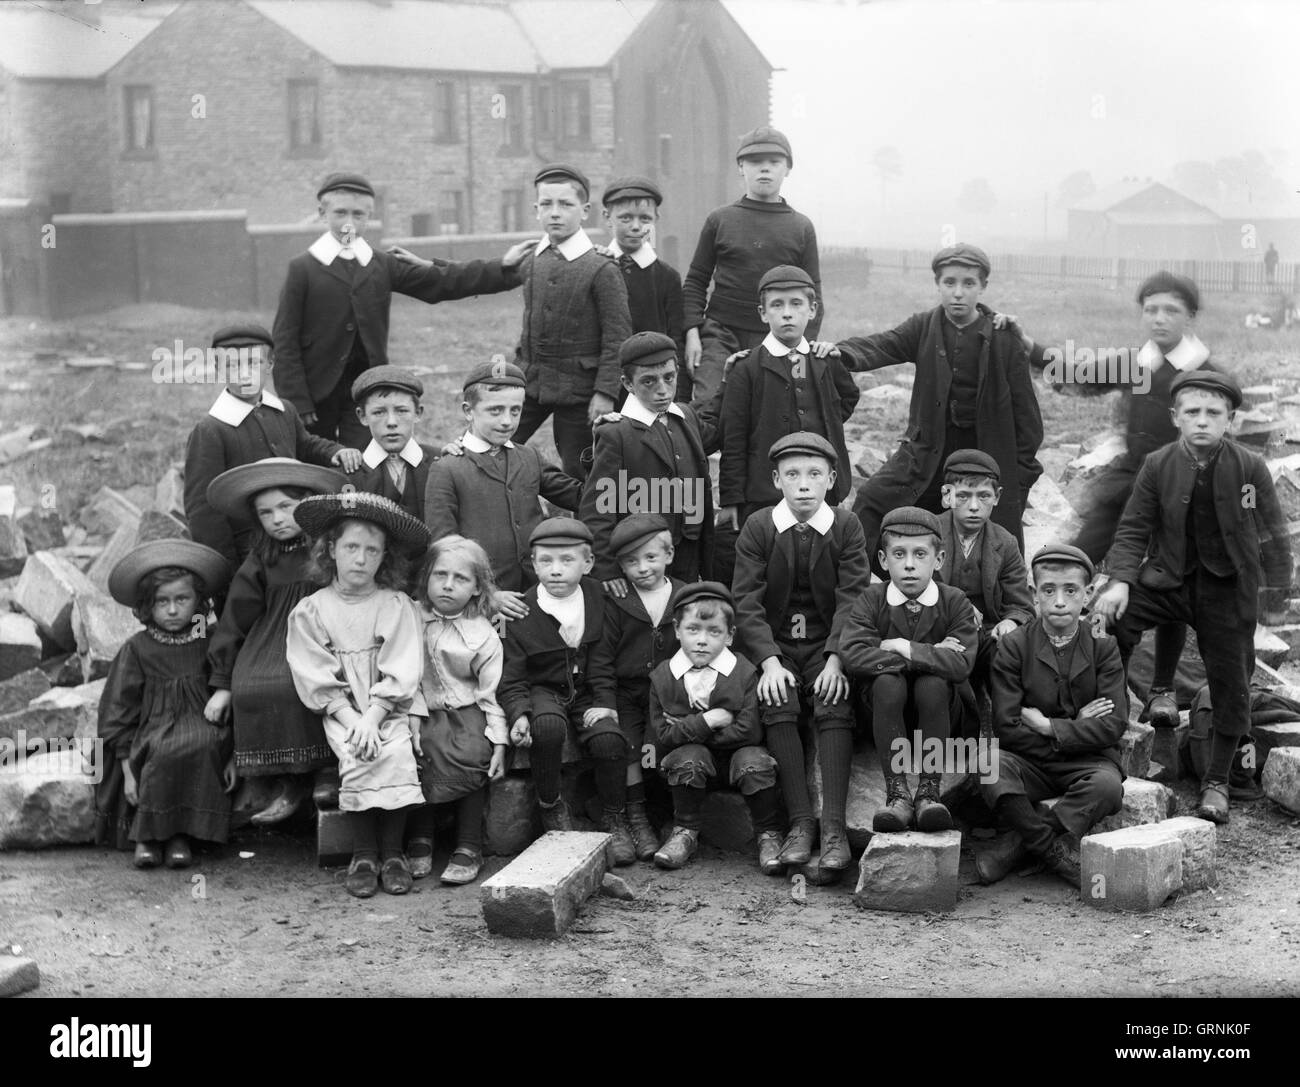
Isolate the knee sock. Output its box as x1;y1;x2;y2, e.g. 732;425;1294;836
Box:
995;795;1054;855
914;676;951;743
871;676;908;774
743;785;782;833
454;788;486;853
529;713;568;804
1206;729;1238;785
670;784;706;831
765;721;812;822
817;728;853;826
588;732;629;813
407;804;436;844
627;781;646;806
1152;622;1187;691
347;810;380;860
379;807;410;861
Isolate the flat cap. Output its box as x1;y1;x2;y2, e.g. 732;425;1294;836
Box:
602;175;662;207
316;172;375;200
463;355;526;391
351;365;424;403
758;264;815;294
931;243;991;278
610;512;671;557
211;324;273;350
534;163;591;197
1030;542;1095;580
529;516;592;548
1169;369;1241;410
670;580;735;614
880;506;942;537
736;125;792;166
619;331;678;370
943;448;1001;482
769;431;837;465
1136;270;1199;315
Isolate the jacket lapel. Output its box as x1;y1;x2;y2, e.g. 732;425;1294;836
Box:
633;417;675;472
980;527;1000;614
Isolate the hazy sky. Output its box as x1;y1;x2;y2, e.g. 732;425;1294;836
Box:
724;0;1298;246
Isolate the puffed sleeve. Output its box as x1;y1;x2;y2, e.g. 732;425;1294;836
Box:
286;594;354;718
367;592;424;714
98;635;146;761
470;622;509;744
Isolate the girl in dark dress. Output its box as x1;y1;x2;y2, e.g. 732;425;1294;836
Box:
203;458;347;823
96;540;233;869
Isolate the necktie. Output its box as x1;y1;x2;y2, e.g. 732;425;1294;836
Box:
619;254;635;273
904;600;922;615
386;455;407;493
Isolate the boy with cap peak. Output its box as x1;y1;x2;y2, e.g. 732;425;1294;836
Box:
648;581;782;872
580;330;716;589
840;506;979;833
273;171;532;449
588;512;687;859
512;163;634;479
979;543;1126;888
683;127;824;405
600;176;686;380
732;432;871;873
1093;369;1292;824
425;357;583;615
497;517;636;863
935;448;1035;719
184;324;361;570
816;243;1043;564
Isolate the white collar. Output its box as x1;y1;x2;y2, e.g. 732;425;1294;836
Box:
669;646;737;679
535;229;594;262
609;239;657;268
886;580;940;607
308;230;374;268
362;437;424;470
762;332;812;358
208;388;284;426
1135;334;1210;374
537;583;584;609
621;397;686;427
461;430;513;453
771;500;834;535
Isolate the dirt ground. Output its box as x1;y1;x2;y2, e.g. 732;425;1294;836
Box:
3;771;1298;998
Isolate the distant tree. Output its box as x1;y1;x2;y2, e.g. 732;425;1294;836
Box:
957;177;997;216
1056;169;1096;208
872;145;903;211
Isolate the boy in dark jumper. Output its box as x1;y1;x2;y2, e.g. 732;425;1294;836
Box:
1093;370;1291;824
272;171;529;449
840;507;979;833
184;324;359;570
513;163;634;479
649;582;782;872
588;513;685;861
732;433;871;873
498;518;635;864
683;127;824;405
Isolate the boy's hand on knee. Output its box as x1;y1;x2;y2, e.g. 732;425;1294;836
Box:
758;657;797;705
813;654;848;704
685;328;702;373
702;708;734;731
581;707;616;730
203;689;232;725
1079;698;1114;719
603;578;629;598
588;393;616;424
510;716;532;747
488;744;508;781
808;341;840;359
1093;581;1129;622
331;447;363;472
492;590;530;621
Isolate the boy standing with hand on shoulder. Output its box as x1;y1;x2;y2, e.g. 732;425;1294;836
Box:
343;366;439;524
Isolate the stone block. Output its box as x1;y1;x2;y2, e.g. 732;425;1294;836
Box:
1255;627;1290;669
0;668;50;715
18;507;66;553
14;551;98;650
1261;746;1300;814
316;807;352;867
1080;825;1182;911
1250;722;1300;777
1118;722;1154;779
0;613;42;680
599;872;636;900
0;484;28;577
134;509;188;544
79;486;143;537
0;957;39;997
1150;724;1188;782
699;791;753;853
1094;778;1174;833
0;678;105;744
87;522;139;592
1158;816;1218;891
0;750;96;848
853;829;962;913
484;775;539;856
154;465;186;521
72;593;139;682
480;831;610;938
1270;625;1300;656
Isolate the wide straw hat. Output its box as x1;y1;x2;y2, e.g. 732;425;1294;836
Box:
108;540;232;607
206;457;348;520
291;492;433;552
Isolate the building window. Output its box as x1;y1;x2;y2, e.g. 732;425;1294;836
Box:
558;79;590;145
438;191;465;234
499;83;525;153
410;212;432;237
123;85;154;152
500;189;527;232
288;79;322;150
434;80;458;143
536;82;554;138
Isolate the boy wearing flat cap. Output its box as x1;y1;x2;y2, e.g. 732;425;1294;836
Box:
184;324;361;570
425;358;583;615
580;331;716;588
683;127;824;406
497;517;636;862
733;432;870;873
342;366;439;526
600;176;686;378
588;512;687;860
512;163;634;479
648;582;782;872
817;244;1043;565
273;171;532;450
935;448;1034;718
840;507;979;833
1093;370;1292;824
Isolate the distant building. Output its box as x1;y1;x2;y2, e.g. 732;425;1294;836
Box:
1067;180;1222;259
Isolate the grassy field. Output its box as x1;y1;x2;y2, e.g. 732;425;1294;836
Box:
2;256;1298;521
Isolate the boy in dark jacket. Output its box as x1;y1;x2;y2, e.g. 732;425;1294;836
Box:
979;544;1127;889
342;366;438;524
1093;370;1292;824
648;582;782;872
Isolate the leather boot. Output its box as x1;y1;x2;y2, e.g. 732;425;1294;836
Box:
1196;781;1230;825
654;826;699;869
874;776;914;832
1141;687;1179;730
756;830;785;875
601;809;637;867
1230;745;1263;801
816;821;851;871
625;799;659;861
974;831;1026;885
776;817;817;865
1043;834;1081;888
913;775;952;832
539;796;573;832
